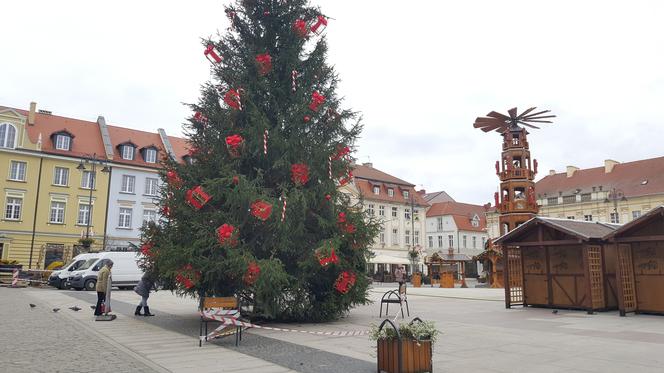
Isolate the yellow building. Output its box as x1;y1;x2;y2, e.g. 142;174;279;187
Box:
0;103;110;269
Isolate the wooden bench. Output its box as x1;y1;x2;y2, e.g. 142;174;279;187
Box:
199;296;243;347
379;283;409;319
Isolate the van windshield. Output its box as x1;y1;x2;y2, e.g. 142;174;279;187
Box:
68;260;85;271
77;258;99;271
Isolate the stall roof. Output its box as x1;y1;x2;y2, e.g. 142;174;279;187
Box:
604;205;664;240
495;217;620;245
369;254;410;265
425;251;472;263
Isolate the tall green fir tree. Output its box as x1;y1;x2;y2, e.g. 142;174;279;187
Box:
140;0;380;322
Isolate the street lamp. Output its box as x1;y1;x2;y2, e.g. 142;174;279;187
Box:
77;153;110;246
604;187;627;224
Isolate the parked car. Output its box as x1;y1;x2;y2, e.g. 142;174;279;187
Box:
67;251;144;291
48;253;96;289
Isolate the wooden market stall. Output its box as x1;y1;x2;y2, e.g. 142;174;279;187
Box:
425;249;472;288
495;217;620;313
475;239;504;288
604;206;664;316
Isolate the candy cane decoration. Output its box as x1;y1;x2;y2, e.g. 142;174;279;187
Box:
292;70;298;92
328;156;332;179
281;197;287;222
263;129;268;155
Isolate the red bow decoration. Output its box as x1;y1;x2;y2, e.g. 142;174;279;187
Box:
310;15;328;35
316;244;339;267
255;53;272;76
334;271;356;294
204;44;223;64
224;89;242;110
185;185;211;210
293;19;308;38
176;264;201;290
216;223;238;247
309;91;326;112
166;170;182;187
193;111;208;124
244;261;261;285
291;163;309;185
250;200;273;221
140;242;154;257
338;170;353;187
344;224;356;234
331;145;350;161
225;134;244;158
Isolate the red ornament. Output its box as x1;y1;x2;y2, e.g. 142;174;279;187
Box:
317;246;339;267
225;134;244;158
166;170;182;187
331;145;350;161
194;111;209;124
250;200;273;221
310;15;328;35
244;261;261;285
185;185;211;210
291;163;309;186
216;223;238;247
224;89;242;110
325;194;332;201
255;53;272;76
344;223;356;234
232;175;240;185
303;116;311;123
187;147;199;157
293;19;308;38
204;44;223;64
338;170;353;186
334;271;356;294
176;264;201;290
337;212;347;224
263;11;270;16
160;205;171;217
308;91;326;112
140;242;154;257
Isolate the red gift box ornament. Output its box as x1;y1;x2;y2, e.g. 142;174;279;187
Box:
255;53;272;76
204;44;223;64
185;185;211;210
223;89;243;110
293;18;308;38
291;163;309;186
250;200;273;221
310;15;328;35
244;261;261;285
334;271;356;294
166;170;182;187
216;223;238;247
225;134;244;158
317;244;339;267
308;91;326;112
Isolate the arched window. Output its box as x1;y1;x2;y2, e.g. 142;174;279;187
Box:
0;123;17;148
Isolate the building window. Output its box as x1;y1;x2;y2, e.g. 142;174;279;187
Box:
387;188;394;197
414;231;419;245
428;236;433;248
563;195;576;204
143;209;157;225
0;123;17;148
9;161;27;181
54;134;71;150
404;208;411;220
413;208;419;221
145;177;159;195
632;210;641;220
437;217;443;231
463;235;467;248
144;148;157;163
119;208;132;228
379;205;385;216
121;145;135;160
471;216;480;227
584;214;593;221
403;190;409;199
379;231;385;244
610;212;619;224
472;236;477;249
5;197;22;220
49;201;65;223
438;235;443;248
405;230;410;245
81;171;95;189
391;207;397;217
53;167;69;186
547;197;558;205
392;228;398;245
448;235;454;248
121;175;135;193
77;204;91;225
566;216;575;220
581;193;591;202
373;186;380;195
367;204;375;216
482;237;486;248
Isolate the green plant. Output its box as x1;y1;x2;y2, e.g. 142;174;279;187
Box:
0;259;20;265
78;237;95;247
369;320;439;344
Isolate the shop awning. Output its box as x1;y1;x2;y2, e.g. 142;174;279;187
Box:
369;254;411;265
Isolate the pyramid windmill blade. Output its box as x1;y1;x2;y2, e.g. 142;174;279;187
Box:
507;108;518;119
522;110;551;119
526;114;556;120
522;119;552;123
481;123;505;132
486;111;510;121
517;121;541;129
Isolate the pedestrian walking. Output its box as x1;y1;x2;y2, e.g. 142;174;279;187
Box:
395;265;405;286
94;260;113;316
134;272;156;316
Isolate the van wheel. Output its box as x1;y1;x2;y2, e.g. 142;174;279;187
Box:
84;279;96;291
59;279;69;290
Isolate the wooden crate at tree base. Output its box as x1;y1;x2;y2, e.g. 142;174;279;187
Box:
377;338;432;373
440;272;454;288
412;273;421;287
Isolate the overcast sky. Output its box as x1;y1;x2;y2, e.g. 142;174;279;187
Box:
2;1;664;205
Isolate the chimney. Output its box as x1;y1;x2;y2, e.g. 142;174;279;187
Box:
549;169;556;176
604;159;619;173
28;102;36;125
362;162;373;168
566;165;579;178
417;189;426;195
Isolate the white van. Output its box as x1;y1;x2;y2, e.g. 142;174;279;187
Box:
47;253;96;289
67;251;144;291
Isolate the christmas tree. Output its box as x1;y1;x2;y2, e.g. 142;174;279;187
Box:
141;0;379;322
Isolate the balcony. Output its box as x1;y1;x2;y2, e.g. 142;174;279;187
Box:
503;139;529;150
499;168;534;180
498;200;538;214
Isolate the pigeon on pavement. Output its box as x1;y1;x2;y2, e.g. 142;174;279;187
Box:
29;303;36;308
52;308;60;313
69;306;81;312
552;309;558;314
90;305;96;310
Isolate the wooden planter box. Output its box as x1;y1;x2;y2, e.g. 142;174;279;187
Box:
412;273;422;288
377;338;432;373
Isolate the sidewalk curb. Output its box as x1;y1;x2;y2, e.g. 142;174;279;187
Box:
369;289;504;302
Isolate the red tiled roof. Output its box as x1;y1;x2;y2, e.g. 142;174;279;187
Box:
352;164;414;186
536;156;664;199
167;135;192;162
426;201;487;232
106;124;165;168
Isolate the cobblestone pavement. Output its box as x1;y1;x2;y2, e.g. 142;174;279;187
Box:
0;287;159;373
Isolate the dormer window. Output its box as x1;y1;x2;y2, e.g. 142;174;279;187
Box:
471;214;480;227
387;188;394;197
403;190;409;199
142;147;158;163
55;134;71;150
0;123;17;149
373;186;380;195
118;143;136;160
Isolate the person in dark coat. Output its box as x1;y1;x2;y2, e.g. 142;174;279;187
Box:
134;272;156;316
